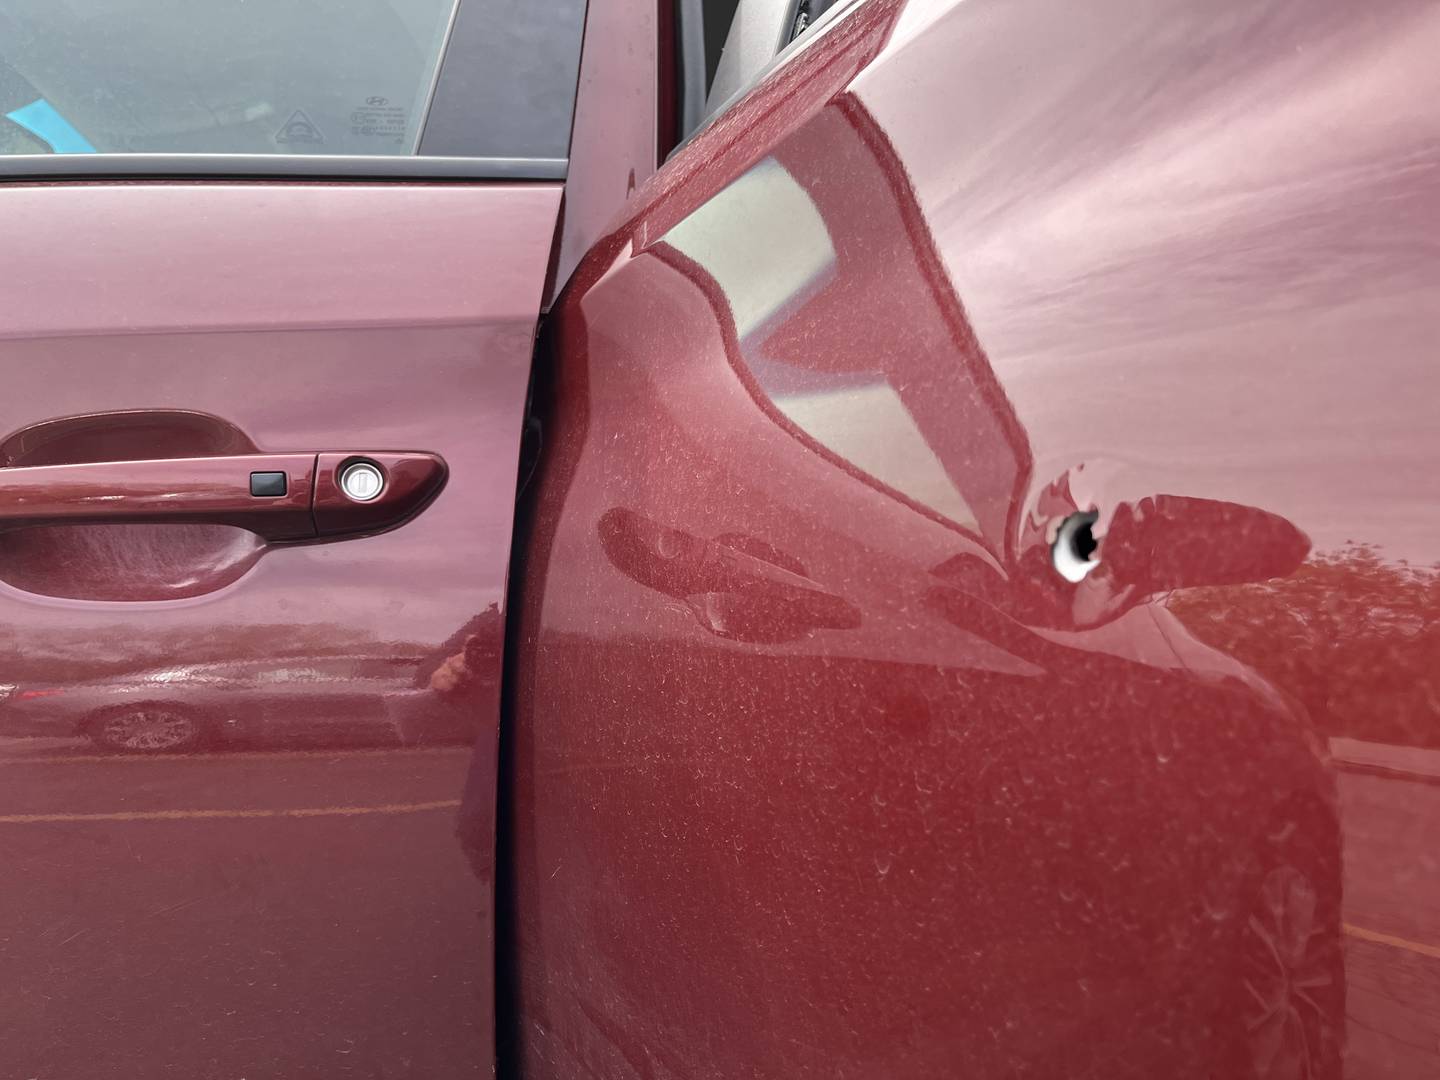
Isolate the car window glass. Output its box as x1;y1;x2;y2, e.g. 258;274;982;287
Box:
0;0;585;160
703;0;788;118
703;0;742;95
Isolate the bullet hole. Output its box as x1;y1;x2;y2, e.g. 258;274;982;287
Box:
1052;510;1101;583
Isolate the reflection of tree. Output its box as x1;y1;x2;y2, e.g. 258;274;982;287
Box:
1169;543;1440;747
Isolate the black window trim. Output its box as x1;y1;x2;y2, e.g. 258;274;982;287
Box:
412;0;469;156
674;0;710;139
670;0;863;156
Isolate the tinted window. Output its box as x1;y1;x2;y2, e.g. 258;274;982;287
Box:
419;0;585;159
703;0;741;93
0;0;584;160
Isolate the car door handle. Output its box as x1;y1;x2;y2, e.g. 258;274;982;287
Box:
0;451;446;541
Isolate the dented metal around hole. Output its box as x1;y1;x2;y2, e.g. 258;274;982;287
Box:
1052;510;1101;583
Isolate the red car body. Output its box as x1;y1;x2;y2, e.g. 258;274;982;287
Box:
0;0;1436;1077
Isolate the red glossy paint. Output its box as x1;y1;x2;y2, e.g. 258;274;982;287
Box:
0;409;261;467
0;181;558;1075
0;453;318;538
506;0;1440;1076
312;451;448;538
548;0;662;303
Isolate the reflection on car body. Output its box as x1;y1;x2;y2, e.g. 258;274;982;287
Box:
507;48;1345;1077
1;652;478;753
2;0;1438;1076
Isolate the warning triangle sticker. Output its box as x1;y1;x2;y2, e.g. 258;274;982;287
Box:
275;109;324;145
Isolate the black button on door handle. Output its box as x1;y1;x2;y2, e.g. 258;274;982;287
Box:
249;471;288;497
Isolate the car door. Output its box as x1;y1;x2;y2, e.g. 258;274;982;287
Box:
0;1;585;1076
503;0;1440;1075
